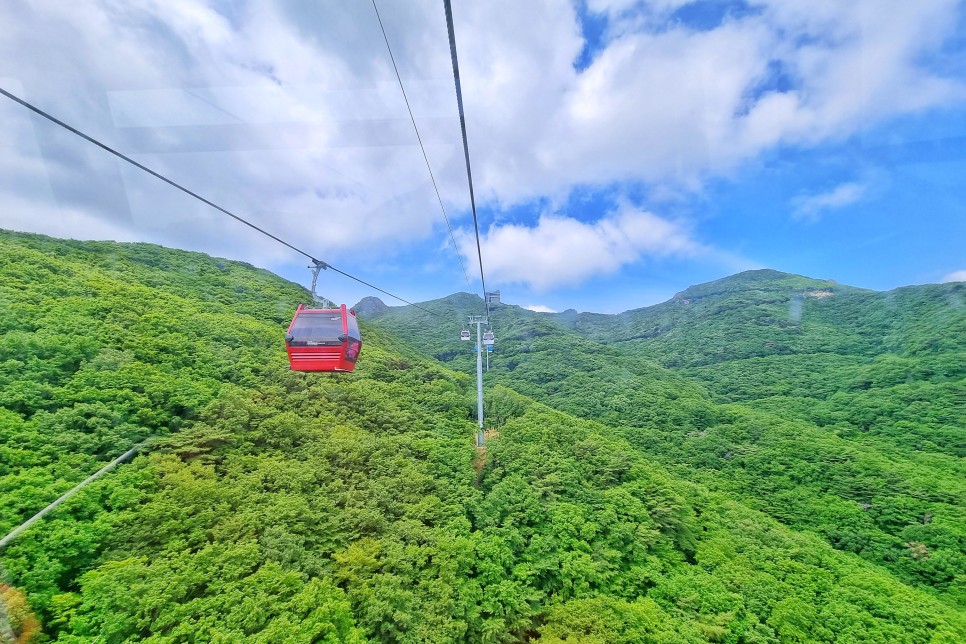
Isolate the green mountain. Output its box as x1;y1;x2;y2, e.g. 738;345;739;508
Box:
1;230;964;642
551;268;965;456
368;270;966;608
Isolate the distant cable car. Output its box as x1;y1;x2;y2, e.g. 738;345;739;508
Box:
482;331;495;346
285;304;362;372
460;329;471;341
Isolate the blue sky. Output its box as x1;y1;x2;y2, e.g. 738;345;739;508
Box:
1;0;963;314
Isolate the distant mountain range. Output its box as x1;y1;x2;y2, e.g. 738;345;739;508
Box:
366;268;966;605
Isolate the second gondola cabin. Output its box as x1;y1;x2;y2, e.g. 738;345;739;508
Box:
285;304;362;372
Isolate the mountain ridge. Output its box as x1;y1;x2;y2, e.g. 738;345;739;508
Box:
368;264;966;607
357;267;931;322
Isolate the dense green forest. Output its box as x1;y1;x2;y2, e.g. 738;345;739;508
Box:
371;272;966;607
1;230;964;642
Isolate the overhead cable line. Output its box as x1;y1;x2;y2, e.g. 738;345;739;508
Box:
371;0;472;291
0;86;438;316
0;88;311;259
0;440;151;551
442;0;491;321
322;263;434;315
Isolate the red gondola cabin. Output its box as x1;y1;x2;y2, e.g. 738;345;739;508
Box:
285;304;362;372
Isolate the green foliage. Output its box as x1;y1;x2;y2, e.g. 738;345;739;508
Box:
373;269;966;609
537;596;704;643
2;231;964;642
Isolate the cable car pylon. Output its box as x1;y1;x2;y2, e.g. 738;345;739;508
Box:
309;259;331;308
466;315;489;447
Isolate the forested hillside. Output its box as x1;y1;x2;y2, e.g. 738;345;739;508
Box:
555;269;965;458
369;271;966;609
1;230;964;642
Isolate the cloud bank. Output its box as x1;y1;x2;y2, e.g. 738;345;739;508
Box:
524;304;557;313
456;0;965;203
0;0;963;289
461;206;700;290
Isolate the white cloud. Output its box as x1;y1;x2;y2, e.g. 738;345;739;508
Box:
524;304;556;313
0;193;141;243
453;0;965;203
461;205;701;291
941;270;966;283
731;1;964;150
0;0;963;283
0;0;468;267
792;182;868;221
